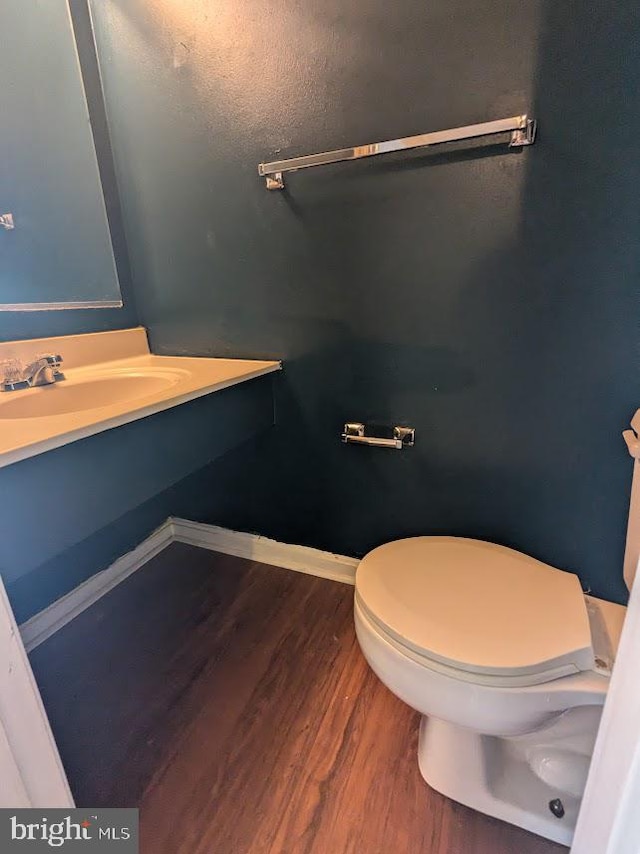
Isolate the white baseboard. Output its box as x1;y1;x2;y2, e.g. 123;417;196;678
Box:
170;518;359;585
20;519;174;653
20;519;358;652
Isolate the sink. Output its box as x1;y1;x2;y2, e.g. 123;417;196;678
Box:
0;335;281;468
0;369;185;419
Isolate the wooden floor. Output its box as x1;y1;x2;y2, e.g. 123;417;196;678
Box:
31;543;567;854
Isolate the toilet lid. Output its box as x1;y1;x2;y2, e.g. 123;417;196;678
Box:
355;537;594;682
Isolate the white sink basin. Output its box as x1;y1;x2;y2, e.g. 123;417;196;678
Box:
0;369;184;419
0;342;281;468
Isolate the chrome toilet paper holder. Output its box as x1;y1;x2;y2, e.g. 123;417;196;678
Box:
342;422;415;450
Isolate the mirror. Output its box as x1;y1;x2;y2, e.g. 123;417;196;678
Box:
0;0;122;310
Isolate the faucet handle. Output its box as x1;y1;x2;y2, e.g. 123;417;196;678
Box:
35;353;64;374
36;353;65;381
0;358;28;392
1;357;23;380
37;353;63;367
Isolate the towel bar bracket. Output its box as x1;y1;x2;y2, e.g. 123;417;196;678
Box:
265;173;284;190
509;118;537;148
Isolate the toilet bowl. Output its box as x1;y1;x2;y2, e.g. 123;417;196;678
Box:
354;536;627;846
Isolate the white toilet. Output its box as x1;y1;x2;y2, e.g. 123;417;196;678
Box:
354;414;640;846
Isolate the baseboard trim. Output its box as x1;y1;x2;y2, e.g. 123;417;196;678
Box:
170;518;359;585
20;519;174;653
20;519;358;652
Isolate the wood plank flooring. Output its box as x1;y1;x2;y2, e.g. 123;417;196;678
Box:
30;543;567;854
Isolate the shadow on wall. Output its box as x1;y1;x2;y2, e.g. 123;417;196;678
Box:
276;0;637;605
89;0;639;604
510;0;640;602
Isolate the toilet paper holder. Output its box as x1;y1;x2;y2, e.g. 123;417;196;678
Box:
342;422;415;450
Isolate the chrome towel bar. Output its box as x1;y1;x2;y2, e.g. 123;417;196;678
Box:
342;422;415;450
259;114;536;189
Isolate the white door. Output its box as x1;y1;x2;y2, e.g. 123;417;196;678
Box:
0;575;73;807
571;556;640;854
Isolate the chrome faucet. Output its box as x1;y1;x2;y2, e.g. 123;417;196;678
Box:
1;354;65;391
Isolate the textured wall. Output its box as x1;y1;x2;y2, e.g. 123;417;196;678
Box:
90;0;640;603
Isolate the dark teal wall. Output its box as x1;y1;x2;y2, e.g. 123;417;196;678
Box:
4;0;637;618
6;431;274;623
88;0;640;605
2;377;275;621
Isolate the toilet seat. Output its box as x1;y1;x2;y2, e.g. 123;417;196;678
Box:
355;537;595;687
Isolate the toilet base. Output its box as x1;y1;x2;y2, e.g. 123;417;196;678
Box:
418;716;580;846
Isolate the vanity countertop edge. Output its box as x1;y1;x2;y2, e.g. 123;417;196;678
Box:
0;328;281;469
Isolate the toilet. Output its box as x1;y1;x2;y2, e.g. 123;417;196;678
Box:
354;413;640;846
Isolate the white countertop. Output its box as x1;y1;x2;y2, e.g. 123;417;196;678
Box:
0;329;280;468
